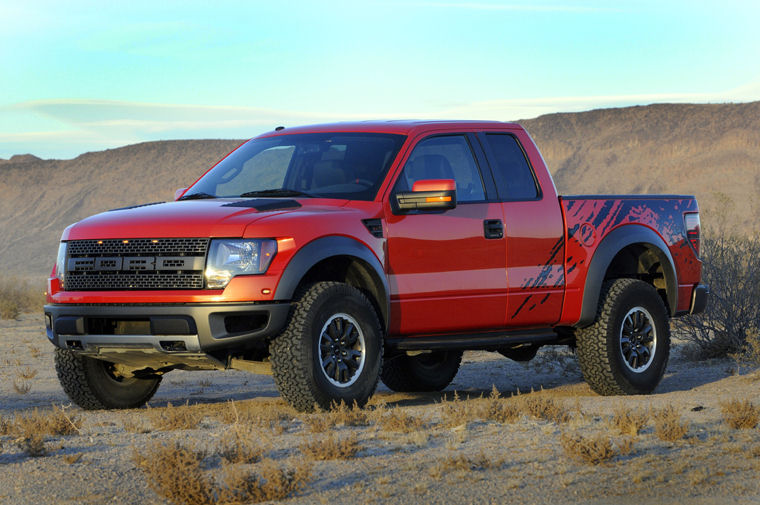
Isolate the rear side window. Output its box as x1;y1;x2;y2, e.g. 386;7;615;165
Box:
483;134;539;200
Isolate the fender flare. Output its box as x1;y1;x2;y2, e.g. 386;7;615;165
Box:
273;236;390;330
576;224;678;327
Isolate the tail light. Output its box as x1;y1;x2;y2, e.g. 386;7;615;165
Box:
684;212;700;256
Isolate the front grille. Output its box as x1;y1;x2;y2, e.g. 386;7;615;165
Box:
65;238;209;291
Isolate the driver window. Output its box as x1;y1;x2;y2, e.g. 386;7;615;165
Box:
215;145;293;196
395;135;486;202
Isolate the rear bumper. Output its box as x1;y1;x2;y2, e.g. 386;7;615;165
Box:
690;283;709;315
43;302;291;354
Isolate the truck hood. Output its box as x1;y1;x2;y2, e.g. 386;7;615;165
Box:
62;198;350;240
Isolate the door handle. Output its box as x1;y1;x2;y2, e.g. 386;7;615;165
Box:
483;219;504;239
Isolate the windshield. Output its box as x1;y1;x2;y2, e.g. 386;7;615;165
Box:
185;132;406;201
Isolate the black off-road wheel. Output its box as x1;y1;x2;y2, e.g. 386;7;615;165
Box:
380;350;463;392
54;349;161;409
269;282;383;412
575;278;670;396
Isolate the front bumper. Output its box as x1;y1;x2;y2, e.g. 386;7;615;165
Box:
43;302;291;354
689;283;709;315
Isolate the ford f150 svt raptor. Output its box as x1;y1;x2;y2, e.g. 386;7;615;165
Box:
44;121;708;411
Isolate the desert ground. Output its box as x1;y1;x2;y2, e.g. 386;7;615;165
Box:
1;312;759;505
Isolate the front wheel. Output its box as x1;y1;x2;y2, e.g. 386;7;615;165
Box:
269;282;383;412
575;278;670;395
54;349;161;409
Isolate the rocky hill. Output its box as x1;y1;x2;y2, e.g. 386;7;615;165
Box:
3;102;758;276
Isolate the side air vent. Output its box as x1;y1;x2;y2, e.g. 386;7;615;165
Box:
362;219;384;238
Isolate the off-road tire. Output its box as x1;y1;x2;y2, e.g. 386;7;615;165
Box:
269;282;383;412
54;349;161;409
381;350;463;392
576;278;670;395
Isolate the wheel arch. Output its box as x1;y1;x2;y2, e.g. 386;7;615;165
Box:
274;236;390;332
576;224;677;327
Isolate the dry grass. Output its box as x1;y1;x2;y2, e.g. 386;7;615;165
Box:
520;395;571;424
377;407;428;433
17;367;38;380
610;406;649;436
147;402;205;431
560;433;618;465
133;441;310;505
208;399;295;433
218;427;264;465
300;401;372;433
720;399;760;429
16;433;47;457
429;451;500;478
299;433;360;460
0;277;45;319
653;407;689;442
121;417;151;434
11;406;82;438
12;379;31;395
440;388;521;427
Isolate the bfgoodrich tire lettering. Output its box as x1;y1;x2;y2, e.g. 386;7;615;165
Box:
269;282;383;412
54;349;161;410
575;278;670;395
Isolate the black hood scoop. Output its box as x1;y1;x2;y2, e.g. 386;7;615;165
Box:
221;198;302;211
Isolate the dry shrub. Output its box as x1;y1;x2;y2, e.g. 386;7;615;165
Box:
133;442;213;505
610;406;649;436
300;401;371;432
520;395;571;424
378;408;428;433
16;433;47;457
0;277;45;319
299;433;360;460
13;379;31;395
13;406;81;437
210;400;295;432
219;426;264;465
674;234;760;359
0;414;11;436
121;417;151;434
148;402;205;431
561;433;617;465
17;367;38;380
429;451;498;478
217;460;311;504
653;406;689;442
28;345;42;359
441;388;521;427
720;399;760;429
479;387;521;423
133;441;309;505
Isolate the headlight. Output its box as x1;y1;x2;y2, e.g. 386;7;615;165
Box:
205;239;277;289
56;242;67;289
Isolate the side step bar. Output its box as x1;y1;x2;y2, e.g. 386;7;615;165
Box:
385;328;561;351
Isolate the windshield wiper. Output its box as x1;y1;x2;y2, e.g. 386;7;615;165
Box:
239;189;315;198
178;192;217;201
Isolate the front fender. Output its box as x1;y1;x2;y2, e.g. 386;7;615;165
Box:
273;236;389;330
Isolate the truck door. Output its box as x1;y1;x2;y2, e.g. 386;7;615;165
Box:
476;131;565;327
384;134;507;335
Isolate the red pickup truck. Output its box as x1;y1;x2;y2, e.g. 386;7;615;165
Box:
44;121;707;411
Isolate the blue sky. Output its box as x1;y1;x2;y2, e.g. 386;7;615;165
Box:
1;0;759;159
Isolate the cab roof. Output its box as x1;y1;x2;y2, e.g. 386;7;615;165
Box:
254;120;522;139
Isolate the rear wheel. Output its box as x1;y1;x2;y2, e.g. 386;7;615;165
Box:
270;282;383;412
381;350;463;392
54;349;161;409
575;278;670;395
